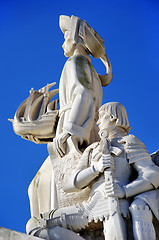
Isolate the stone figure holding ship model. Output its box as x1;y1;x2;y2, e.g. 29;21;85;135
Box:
53;14;112;157
28;14;112;219
10;15;159;240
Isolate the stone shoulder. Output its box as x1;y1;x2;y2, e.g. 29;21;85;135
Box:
65;54;90;66
120;134;144;146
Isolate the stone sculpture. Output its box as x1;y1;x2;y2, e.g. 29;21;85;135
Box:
26;102;159;240
53;14;112;157
27;14;113;219
10;15;159;240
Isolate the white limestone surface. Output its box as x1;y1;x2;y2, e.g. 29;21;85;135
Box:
0;227;40;240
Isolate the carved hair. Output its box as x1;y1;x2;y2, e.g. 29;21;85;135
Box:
99;102;131;133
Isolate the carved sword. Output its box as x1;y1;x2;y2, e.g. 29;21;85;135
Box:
100;130;126;240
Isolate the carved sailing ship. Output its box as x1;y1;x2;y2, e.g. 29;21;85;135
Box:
9;82;59;143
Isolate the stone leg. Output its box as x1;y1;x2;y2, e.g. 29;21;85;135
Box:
33;226;85;240
26;204;89;234
129;198;156;240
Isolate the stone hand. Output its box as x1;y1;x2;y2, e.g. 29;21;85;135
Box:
53;132;71;157
93;154;114;174
105;183;126;199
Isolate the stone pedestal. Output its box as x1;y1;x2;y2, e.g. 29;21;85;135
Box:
0;227;40;240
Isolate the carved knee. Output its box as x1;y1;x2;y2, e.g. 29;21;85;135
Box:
26;216;41;235
129;198;152;222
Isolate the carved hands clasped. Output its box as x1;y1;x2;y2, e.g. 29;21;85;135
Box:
92;153;125;199
93;154;114;173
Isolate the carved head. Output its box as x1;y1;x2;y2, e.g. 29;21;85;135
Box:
61;28;76;57
59;15;105;58
98;102;131;134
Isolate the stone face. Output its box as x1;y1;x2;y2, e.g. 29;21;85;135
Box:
0;227;41;240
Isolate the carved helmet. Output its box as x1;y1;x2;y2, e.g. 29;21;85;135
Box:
59;15;113;87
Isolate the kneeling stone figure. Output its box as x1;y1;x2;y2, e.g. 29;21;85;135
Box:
27;102;159;240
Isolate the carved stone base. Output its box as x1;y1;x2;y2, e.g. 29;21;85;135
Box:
0;227;41;240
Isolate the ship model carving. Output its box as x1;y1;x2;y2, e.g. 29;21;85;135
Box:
9;82;59;143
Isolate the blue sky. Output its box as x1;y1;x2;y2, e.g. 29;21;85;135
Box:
0;0;159;234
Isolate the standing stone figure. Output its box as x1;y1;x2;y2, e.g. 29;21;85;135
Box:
52;14;113;157
28;15;112;223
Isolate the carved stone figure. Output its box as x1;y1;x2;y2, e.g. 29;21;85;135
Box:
52;15;112;157
65;102;159;240
129;149;159;240
26;15;113;219
10;15;159;240
26;102;159;240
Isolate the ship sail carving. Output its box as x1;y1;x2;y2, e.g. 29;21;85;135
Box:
9;82;59;144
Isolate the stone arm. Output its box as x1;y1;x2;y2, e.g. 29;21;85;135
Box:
62;56;97;144
124;158;159;198
63;90;95;144
54;56;100;157
63;167;99;193
63;150;113;193
55;91;95;157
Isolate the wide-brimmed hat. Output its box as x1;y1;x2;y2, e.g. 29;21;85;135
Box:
59;15;112;86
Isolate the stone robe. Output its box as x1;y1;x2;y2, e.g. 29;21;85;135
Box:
28;54;103;217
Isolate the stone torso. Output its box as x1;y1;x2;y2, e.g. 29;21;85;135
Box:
57;54;103;144
83;138;132;222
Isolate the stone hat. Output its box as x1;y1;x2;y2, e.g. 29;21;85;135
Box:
59;15;105;58
59;15;71;33
59;15;113;86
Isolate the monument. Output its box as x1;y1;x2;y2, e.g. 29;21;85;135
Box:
10;15;159;240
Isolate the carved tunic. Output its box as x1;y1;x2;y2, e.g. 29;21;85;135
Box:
81;138;131;222
70;134;159;222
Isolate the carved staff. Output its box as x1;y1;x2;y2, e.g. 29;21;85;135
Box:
100;130;126;240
